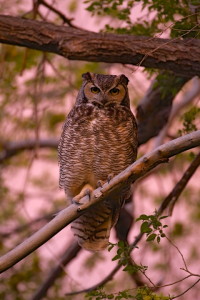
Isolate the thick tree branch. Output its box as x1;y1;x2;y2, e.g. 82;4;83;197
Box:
0;15;200;77
0;130;200;273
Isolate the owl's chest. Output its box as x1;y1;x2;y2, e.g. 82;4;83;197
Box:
61;104;137;188
71;106;134;161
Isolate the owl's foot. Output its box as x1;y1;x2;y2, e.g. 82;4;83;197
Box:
72;185;93;206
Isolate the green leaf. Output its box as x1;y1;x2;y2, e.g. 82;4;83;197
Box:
141;222;152;233
118;240;125;248
112;254;120;261
157;236;161;243
136;214;149;221
146;233;157;241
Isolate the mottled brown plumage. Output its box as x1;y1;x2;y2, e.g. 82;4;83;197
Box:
58;72;137;251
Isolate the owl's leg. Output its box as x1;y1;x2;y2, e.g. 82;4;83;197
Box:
72;184;94;205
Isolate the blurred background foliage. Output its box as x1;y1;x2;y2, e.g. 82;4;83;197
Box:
0;0;199;299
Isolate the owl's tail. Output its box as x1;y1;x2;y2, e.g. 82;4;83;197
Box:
71;201;117;251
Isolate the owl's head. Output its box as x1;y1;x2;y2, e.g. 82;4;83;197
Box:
76;72;130;107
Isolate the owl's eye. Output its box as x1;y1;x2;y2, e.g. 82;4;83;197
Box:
110;88;120;95
91;86;100;94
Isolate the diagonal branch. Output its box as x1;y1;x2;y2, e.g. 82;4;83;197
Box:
158;150;200;215
0;15;200;77
0;130;200;273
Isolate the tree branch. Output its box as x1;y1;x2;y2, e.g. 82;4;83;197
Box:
0;138;59;163
0;130;200;273
0;15;200;77
158;151;200;215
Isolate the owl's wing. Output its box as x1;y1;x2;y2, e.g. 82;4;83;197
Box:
130;113;138;160
58;109;74;190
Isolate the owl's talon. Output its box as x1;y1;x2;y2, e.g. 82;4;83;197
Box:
72;199;84;206
72;188;91;206
107;173;114;183
97;180;104;188
85;188;92;201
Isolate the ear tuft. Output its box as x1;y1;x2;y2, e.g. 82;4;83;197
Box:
82;72;92;81
119;74;129;85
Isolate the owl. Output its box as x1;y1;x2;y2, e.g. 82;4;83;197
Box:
58;72;137;251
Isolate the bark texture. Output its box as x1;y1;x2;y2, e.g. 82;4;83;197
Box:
0;15;200;77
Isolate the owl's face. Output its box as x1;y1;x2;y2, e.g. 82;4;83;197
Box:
81;72;130;107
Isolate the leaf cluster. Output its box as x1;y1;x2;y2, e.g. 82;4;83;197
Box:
85;0;200;38
179;106;200;135
86;285;135;299
109;241;147;274
85;285;170;299
136;214;168;243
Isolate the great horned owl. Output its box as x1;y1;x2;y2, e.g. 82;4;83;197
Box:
58;72;137;251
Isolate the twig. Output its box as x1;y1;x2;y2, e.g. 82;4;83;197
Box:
166;237;188;272
38;0;76;27
155;274;192;288
166;237;200;278
0;130;200;273
170;278;200;299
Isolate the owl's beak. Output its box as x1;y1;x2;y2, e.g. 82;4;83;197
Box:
100;95;108;105
101;99;107;105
